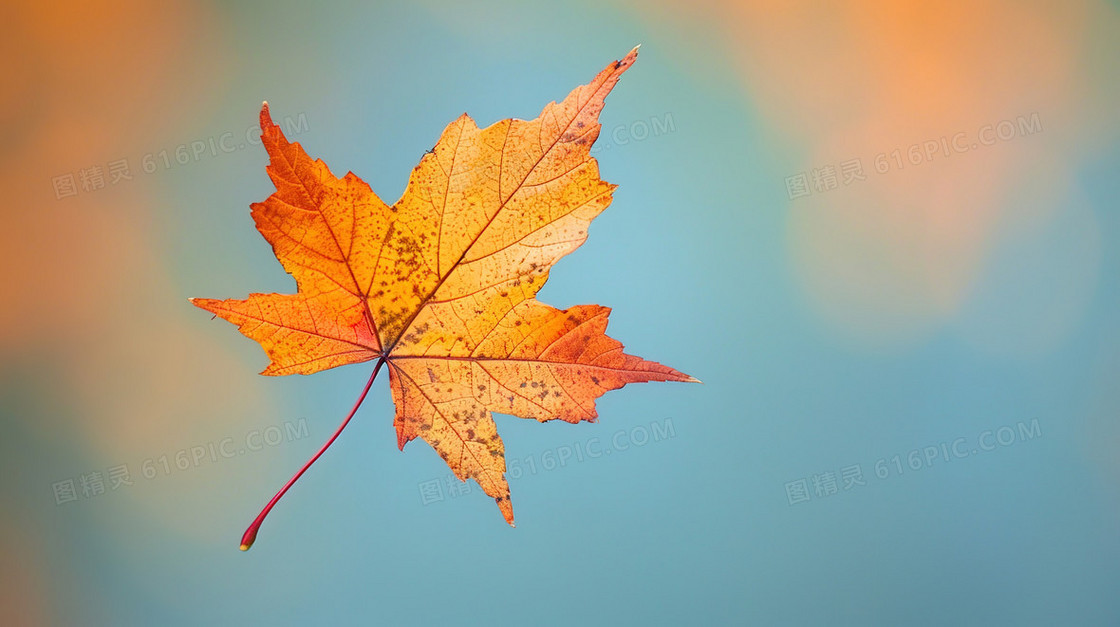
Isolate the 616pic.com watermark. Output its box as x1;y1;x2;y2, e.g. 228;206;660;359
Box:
590;112;676;153
784;418;1042;506
49;112;310;201
49;418;311;506
418;417;677;505
784;113;1043;201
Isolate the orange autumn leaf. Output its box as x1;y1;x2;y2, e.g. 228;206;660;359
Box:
191;47;695;545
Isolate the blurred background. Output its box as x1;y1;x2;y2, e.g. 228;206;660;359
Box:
3;0;1118;624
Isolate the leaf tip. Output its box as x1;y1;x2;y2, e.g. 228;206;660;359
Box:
497;495;515;527
259;101;274;130
239;542;252;552
616;45;639;70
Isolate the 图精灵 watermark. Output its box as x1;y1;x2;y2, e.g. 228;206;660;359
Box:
784;113;1043;200
50;112;310;200
49;418;312;506
418;417;678;505
784;418;1042;506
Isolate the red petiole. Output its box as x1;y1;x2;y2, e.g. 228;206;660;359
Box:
240;356;387;550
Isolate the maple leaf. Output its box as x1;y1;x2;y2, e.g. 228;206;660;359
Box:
191;46;696;550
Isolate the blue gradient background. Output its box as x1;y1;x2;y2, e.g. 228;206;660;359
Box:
4;0;1119;624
